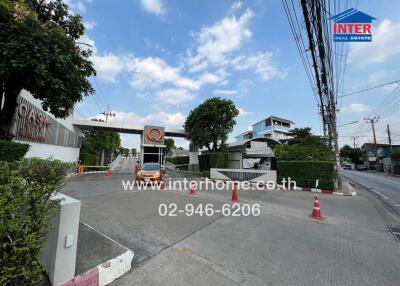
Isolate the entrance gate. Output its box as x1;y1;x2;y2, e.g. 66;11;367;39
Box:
140;126;165;165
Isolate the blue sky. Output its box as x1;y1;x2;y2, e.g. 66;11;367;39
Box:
71;0;400;149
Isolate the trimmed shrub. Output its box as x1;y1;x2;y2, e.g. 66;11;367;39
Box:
202;170;210;178
391;151;400;160
277;161;335;190
275;144;332;161
0;140;30;162
0;158;69;285
165;156;189;166
199;152;228;172
80;152;96;166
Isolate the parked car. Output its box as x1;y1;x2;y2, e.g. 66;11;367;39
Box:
356;164;368;171
136;163;163;182
342;163;351;170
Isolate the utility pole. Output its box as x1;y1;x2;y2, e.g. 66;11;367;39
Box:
365;116;379;170
387;124;394;174
387;124;393;153
350;136;359;149
100;105;115;122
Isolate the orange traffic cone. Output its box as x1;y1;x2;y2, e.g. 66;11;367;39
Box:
231;182;239;202
106;169;112;176
189;182;197;195
310;194;323;220
189;183;197;195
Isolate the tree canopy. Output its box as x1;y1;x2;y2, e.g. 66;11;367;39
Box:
340;145;363;164
184;97;239;152
0;0;95;138
164;138;176;154
275;127;333;161
80;131;121;165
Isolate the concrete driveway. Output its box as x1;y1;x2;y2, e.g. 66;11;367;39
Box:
62;171;400;286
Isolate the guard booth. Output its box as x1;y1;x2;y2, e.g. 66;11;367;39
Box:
140;125;166;165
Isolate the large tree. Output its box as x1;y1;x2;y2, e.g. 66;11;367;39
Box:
184;97;239;152
0;0;95;138
80;131;121;165
340;145;362;164
276;128;333;161
164;138;176;154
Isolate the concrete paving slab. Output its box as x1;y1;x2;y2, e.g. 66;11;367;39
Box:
75;222;127;275
63;172;400;286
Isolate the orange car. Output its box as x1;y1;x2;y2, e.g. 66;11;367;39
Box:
135;163;163;182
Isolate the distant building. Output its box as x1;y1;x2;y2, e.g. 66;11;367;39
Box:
361;143;400;170
235;116;294;142
227;138;279;170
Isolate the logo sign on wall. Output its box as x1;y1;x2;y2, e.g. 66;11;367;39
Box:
330;8;376;42
143;126;165;146
16;100;50;143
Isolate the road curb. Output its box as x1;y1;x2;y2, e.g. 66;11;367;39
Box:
203;179;340;195
61;250;134;286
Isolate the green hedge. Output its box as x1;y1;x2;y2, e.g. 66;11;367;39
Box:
1;158;69;285
0;140;30;162
165;156;189;166
277;161;335;190
80;153;96;166
199;152;228;172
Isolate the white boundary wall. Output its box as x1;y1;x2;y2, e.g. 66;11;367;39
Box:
16;140;80;163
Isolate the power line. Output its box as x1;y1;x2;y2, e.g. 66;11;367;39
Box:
94;78;110;110
339;79;400;98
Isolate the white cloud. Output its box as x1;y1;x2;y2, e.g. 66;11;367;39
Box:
188;9;254;72
95;110;185;128
185;8;284;81
237;79;254;96
140;0;166;16
197;72;222;85
213;89;237;96
229;1;244;13
238;107;253;116
127;57;199;90
232;52;286;80
350;19;400;65
83;21;96;30
156;88;195;106
343;103;370;113
67;0;87;14
78;34;97;53
92;53;125;83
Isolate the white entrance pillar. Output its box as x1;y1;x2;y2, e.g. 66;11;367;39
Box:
188;142;199;172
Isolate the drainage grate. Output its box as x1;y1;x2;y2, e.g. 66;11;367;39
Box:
389;227;400;242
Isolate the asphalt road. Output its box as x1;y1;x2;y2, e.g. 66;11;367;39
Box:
341;170;400;212
62;171;400;286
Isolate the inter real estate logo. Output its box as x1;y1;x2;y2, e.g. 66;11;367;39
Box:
330;8;376;42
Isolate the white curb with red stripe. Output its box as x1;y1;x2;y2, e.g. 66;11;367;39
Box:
62;250;134;286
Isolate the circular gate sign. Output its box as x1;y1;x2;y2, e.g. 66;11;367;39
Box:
146;128;164;143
